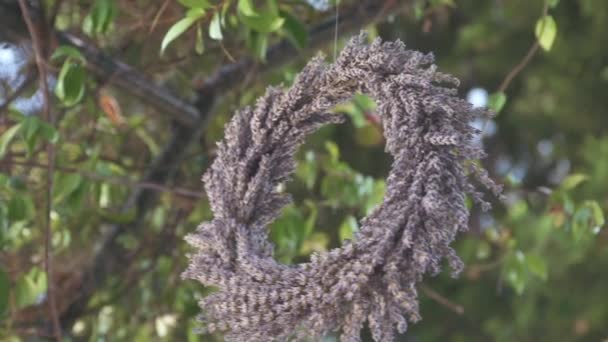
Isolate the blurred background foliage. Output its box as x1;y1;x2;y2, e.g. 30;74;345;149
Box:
0;0;607;341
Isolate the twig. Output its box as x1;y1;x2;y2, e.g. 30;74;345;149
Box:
0;71;36;117
420;285;465;315
56;32;201;125
480;1;550;137
16;0;62;339
497;1;550;93
219;41;236;63
497;42;540;93
467;257;505;273
147;0;171;35
9;159;204;199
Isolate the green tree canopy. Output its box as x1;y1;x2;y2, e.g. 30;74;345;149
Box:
0;0;607;341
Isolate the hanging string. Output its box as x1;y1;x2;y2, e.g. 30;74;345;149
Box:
333;0;340;60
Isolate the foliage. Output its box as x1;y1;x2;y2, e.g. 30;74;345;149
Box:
0;0;607;341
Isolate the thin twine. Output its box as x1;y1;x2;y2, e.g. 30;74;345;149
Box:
333;0;340;60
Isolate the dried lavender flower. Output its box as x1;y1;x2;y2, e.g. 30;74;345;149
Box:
183;33;502;342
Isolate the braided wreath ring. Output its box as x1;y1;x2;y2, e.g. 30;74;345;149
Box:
183;34;502;342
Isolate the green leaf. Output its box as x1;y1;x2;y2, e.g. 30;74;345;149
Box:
87;0;116;34
303;201;318;238
21;116;39;142
250;31;269;61
346;93;378;130
267;0;279;16
508;200;528;220
506;268;526;295
8;196;27;221
535;15;557;51
355;125;383;147
281;11;308;49
505;251;528;294
364;180;386;214
178;0;210;8
209;12;223;40
325;141;340;161
241;14;285;33
51;46;86;63
0;268;8;315
186;7;206;19
300;232;329;255
561;173;588;190
99;208;137;224
38;120;59;144
488;92;507;113
270;205;308;263
55;61;86;107
354;93;377;112
19;117;58;156
238;0;258;16
583;200;605;227
333;94;376;128
135;127;161;154
54;173;83;203
335;102;365;127
221;1;231;26
161;14;202;54
339;215;359;241
195;23;205;55
476;240;491;259
548;0;559;8
20;116;40;155
526;254;548;281
0;123;22;159
296;151;317;190
572;206;592;240
413;2;424;20
7;176;26;191
82;15;93;34
15;267;47;308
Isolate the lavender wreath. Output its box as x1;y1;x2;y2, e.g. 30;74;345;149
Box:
183;34;502;342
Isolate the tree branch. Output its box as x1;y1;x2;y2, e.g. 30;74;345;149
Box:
15;0;61;339
3;0;404;126
497;0;549;93
197;0;401;96
0;71;35;116
54;32;201;126
421;285;465;315
9;159;205;199
8;0;410;335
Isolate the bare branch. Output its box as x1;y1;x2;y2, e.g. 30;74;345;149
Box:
0;71;36;116
9;159;204;199
497;2;550;93
55;32;201;126
421;285;465;315
15;0;61;339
